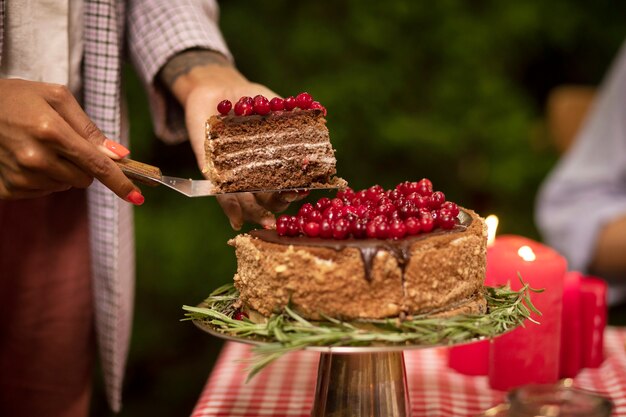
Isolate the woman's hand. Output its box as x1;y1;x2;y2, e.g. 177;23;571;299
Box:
0;79;143;203
162;50;307;229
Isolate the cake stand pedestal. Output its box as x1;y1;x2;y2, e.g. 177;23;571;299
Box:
195;321;498;417
311;348;409;417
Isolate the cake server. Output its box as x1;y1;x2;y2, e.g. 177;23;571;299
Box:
115;158;339;197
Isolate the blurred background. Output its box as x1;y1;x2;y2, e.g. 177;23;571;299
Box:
92;0;626;415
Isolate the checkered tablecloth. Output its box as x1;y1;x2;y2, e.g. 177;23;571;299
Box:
191;327;626;417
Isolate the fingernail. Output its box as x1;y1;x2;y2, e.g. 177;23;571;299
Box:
104;139;130;158
282;193;298;202
126;190;144;205
261;217;276;228
230;220;242;231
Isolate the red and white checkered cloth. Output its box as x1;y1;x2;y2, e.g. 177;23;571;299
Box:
191;327;626;417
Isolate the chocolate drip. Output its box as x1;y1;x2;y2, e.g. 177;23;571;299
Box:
250;210;473;282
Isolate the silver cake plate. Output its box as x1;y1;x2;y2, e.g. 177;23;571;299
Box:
193;317;512;417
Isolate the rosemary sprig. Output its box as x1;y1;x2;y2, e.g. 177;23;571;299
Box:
182;276;542;380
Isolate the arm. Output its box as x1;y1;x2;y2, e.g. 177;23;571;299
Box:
127;1;303;228
536;41;626;278
590;214;626;277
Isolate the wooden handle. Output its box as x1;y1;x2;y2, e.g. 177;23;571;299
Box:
116;158;162;187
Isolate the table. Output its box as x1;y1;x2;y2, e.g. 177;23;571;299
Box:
191;327;626;417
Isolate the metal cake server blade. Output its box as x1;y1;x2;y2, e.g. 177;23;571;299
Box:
115;158;340;197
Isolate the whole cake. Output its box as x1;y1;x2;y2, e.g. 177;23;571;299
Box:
229;180;488;320
204;93;342;193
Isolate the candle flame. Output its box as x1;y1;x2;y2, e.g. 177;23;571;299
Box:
517;245;536;262
486;215;499;247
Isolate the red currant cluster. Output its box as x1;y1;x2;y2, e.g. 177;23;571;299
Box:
276;179;461;240
217;92;326;117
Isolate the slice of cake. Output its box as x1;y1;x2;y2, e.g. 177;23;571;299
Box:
228;179;488;320
204;93;343;193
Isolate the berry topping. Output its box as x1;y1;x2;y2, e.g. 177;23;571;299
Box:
234;100;253;116
275;179;461;240
219;93;326;117
269;97;285;111
296;92;314;109
283;96;297;111
253;95;271;115
233;310;249;320
304;221;321;237
310;101;327;116
217;99;232;115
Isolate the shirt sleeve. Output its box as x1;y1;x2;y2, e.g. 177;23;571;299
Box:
535;40;626;272
127;0;233;144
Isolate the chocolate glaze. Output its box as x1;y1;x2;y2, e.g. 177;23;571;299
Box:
250;210;473;282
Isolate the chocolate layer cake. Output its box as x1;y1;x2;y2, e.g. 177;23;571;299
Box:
229;208;487;320
204;108;340;193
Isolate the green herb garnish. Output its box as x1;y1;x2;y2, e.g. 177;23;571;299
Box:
183;276;542;380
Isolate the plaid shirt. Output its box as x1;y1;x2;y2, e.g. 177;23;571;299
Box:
0;0;231;411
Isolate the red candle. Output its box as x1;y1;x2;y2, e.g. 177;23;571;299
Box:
486;235;567;391
447;339;490;375
560;271;583;378
580;276;607;368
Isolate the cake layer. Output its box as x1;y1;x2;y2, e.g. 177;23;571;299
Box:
229;208;487;320
211;142;335;171
204;109;338;193
213;159;339;192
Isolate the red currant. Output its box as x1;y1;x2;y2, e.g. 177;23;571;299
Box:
233;310;249;320
407;181;420;194
253;95;271;115
284;96;297;111
404;217;421;235
438;214;456;230
376;203;396;217
332;219;350;239
298;203;314;218
315;197;331;212
319;219;333;238
304;222;321;237
375;222;390;239
269;97;285;111
323;206;342;222
417;178;433;196
366;185;384;201
350;218;368;238
287;222;299;237
239;96;254;106
276;221;289;236
430;191;446;209
307;210;323;223
217;99;232;115
310;101;327;116
296;92;314;109
442;201;460;217
366;220;378;238
420;215;435;233
234;100;253;116
389;220;407;240
296;215;307;233
330;197;344;209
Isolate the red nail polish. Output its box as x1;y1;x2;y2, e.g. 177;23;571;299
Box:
126;190;144;205
104;139;130;158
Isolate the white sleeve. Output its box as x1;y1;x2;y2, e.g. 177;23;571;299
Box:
535;40;626;272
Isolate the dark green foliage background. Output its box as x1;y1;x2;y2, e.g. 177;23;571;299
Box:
93;1;626;415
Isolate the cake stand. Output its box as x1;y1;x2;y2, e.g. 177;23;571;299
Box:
194;319;506;417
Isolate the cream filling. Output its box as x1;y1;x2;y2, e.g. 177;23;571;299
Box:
219;156;336;179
